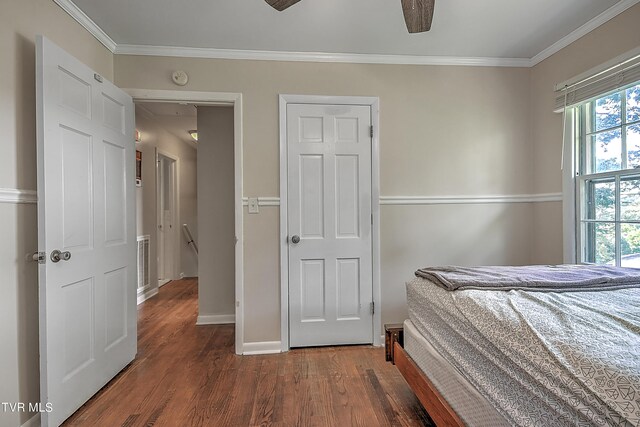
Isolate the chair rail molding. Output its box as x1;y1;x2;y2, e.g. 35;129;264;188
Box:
240;193;563;207
379;193;563;205
0;188;37;204
242;196;281;206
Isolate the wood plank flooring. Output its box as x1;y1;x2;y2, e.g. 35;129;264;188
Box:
64;278;432;426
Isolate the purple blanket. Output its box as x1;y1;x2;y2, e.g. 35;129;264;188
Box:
415;264;640;292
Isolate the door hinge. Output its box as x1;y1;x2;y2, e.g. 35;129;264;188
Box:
370;301;375;315
32;252;46;264
371;213;374;225
369;126;374;138
94;73;103;83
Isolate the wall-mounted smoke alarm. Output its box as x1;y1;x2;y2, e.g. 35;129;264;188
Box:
171;70;189;86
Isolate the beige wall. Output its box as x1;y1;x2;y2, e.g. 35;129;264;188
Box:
382;203;534;321
3;2;638;423
0;0;113;425
197;106;236;318
114;57;535;342
529;3;640;264
134;106;198;298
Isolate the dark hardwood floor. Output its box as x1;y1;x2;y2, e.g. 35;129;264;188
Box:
64;278;432;426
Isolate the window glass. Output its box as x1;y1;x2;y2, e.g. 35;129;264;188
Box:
577;82;640;267
621;223;640;267
627;84;640;123
628;124;640;169
586;179;615;221
593;129;622;172
594;92;621;132
593;222;615;265
620;176;640;221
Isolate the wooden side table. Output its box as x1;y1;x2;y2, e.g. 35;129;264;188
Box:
385;323;404;364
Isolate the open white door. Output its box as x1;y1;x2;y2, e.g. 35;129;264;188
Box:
36;36;137;426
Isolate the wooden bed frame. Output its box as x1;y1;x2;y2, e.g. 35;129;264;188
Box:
386;325;465;427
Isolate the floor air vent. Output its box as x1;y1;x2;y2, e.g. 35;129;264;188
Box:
137;235;150;290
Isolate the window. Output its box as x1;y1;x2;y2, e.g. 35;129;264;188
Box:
576;83;640;266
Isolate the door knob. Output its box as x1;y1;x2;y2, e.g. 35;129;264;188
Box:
50;250;72;263
291;235;300;244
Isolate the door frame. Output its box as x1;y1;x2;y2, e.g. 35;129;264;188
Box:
125;89;244;355
156;149;179;285
278;94;381;352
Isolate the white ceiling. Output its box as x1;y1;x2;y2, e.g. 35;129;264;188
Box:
67;0;631;60
136;103;197;149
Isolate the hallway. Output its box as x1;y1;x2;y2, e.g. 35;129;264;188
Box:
63;279;431;426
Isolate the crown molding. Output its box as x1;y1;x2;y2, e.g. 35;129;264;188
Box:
57;0;638;68
53;0;117;52
115;44;530;67
530;0;640;66
0;188;37;204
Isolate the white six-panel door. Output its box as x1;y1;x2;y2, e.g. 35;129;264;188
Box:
36;36;136;426
287;104;373;347
157;154;176;283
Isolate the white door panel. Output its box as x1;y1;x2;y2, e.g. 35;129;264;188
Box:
37;36;136;427
157;154;176;282
288;104;373;347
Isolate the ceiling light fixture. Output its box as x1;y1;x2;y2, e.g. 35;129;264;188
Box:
188;130;198;141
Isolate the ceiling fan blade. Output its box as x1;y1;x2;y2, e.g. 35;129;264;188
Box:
265;0;302;11
401;0;435;33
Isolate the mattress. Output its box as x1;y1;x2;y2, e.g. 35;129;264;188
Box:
403;319;510;426
406;277;640;427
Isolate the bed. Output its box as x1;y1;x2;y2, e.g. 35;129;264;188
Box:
387;265;640;427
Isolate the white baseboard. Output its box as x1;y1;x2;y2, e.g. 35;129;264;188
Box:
243;341;282;355
137;287;158;305
196;314;235;325
21;413;40;427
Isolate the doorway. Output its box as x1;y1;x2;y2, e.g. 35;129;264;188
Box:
127;89;244;355
36;39;245;427
157;152;178;287
133;102;198;304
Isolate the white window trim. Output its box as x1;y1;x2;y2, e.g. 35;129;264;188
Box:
562;108;578;264
559;50;640;265
564;84;640;266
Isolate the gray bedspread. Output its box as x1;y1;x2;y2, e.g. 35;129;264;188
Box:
407;277;640;426
415;264;640;292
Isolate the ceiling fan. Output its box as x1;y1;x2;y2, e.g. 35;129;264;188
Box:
265;0;435;33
